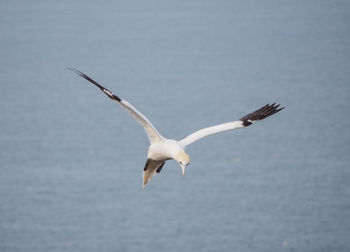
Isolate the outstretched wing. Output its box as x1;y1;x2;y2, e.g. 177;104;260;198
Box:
180;103;284;146
143;159;166;188
69;68;164;144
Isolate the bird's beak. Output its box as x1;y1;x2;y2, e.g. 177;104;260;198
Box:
180;164;186;176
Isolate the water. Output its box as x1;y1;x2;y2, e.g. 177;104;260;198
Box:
1;1;349;251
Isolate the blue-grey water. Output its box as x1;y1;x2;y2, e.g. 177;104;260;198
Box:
1;1;349;251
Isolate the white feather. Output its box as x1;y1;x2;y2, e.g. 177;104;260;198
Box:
179;121;244;146
69;68;283;187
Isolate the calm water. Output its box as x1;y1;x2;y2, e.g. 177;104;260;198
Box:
1;1;349;251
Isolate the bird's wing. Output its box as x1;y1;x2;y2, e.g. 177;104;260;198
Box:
179;103;284;146
143;159;166;188
69;68;164;144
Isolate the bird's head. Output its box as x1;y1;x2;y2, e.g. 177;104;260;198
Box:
175;151;190;176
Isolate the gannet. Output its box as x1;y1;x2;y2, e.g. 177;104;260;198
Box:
69;68;284;187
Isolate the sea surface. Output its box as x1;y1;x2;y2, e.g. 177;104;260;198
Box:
1;1;349;251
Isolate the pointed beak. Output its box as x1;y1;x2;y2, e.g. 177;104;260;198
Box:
181;163;186;176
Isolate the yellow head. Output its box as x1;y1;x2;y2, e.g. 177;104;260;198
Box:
175;151;190;176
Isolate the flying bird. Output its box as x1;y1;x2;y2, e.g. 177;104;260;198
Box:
69;68;284;187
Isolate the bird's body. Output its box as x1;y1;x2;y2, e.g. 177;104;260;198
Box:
148;139;183;161
69;68;284;187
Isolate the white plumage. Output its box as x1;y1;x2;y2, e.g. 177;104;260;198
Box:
69;68;284;187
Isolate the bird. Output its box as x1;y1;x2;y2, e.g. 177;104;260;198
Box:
68;68;284;188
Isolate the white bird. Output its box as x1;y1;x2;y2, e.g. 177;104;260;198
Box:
69;68;284;187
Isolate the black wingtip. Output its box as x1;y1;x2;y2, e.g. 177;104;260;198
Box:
240;103;284;126
67;67;81;76
242;120;253;126
68;67;122;102
68;67;100;87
